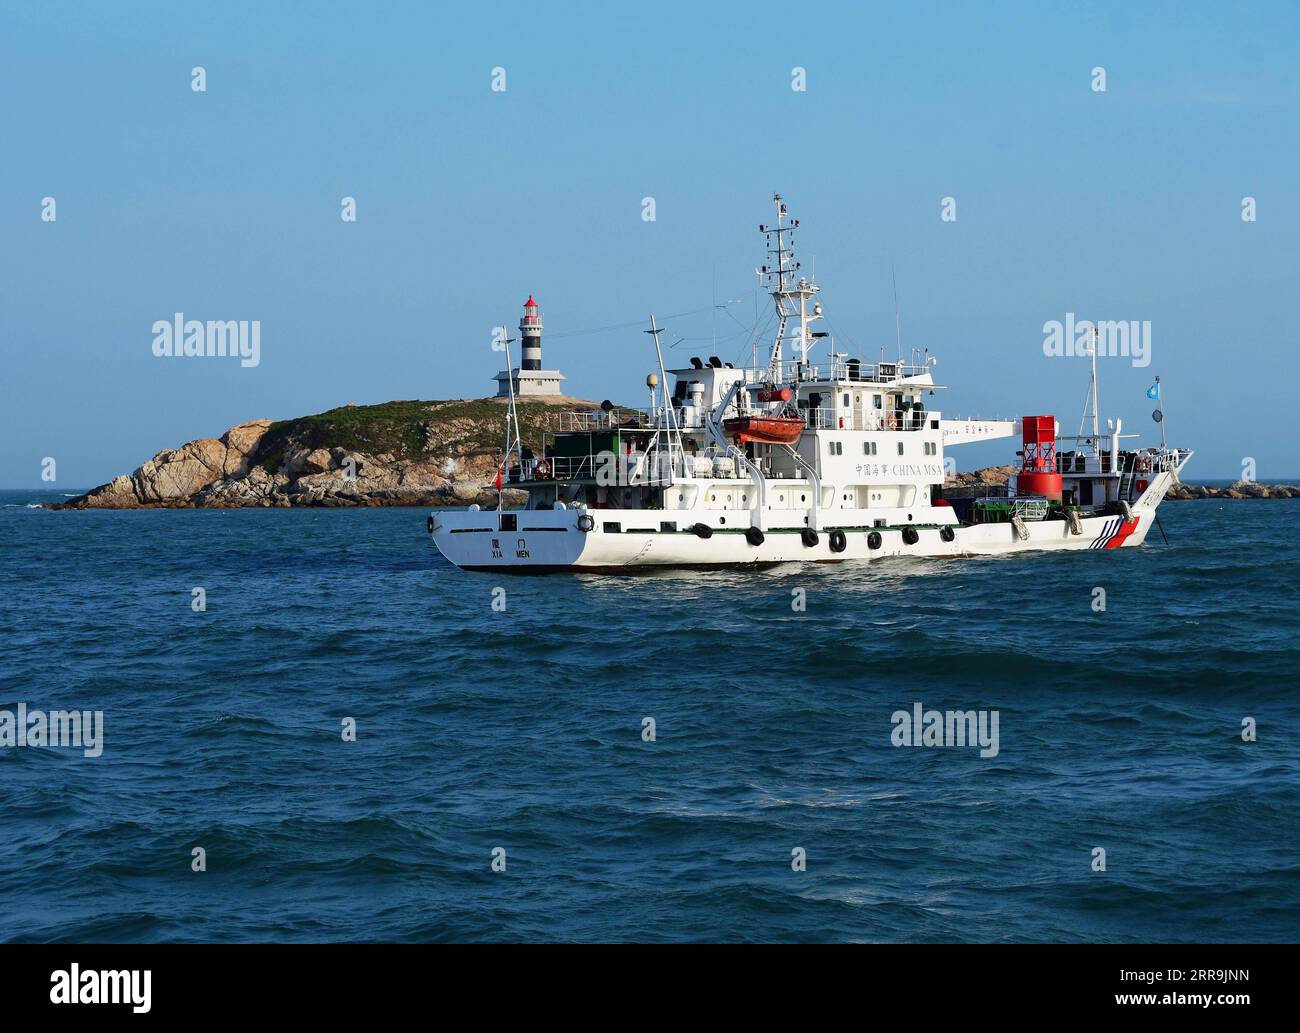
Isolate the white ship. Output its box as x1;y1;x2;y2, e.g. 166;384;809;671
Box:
430;195;1191;572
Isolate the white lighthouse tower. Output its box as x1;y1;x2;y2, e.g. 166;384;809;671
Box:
494;295;566;397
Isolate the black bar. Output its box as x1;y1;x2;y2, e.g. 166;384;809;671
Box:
0;944;1281;1020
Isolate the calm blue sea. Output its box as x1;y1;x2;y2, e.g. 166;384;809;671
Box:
2;488;1298;943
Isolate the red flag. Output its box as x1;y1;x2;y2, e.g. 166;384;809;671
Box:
495;463;503;491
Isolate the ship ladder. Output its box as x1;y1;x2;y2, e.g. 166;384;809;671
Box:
1118;466;1134;501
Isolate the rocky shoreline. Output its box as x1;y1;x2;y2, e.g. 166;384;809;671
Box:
51;412;1298;510
51;399;579;510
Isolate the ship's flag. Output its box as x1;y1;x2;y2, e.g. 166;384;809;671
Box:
1146;382;1160;400
495;464;503;491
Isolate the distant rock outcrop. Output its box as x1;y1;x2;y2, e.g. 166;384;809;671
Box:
67;419;273;508
55;398;598;509
1165;479;1300;500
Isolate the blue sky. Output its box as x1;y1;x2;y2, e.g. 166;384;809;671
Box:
2;0;1297;486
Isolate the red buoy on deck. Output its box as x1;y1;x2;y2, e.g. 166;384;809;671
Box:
1017;415;1063;500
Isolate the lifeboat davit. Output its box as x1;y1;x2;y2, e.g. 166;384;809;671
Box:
723;415;805;445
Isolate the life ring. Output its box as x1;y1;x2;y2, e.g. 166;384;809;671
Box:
866;531;882;550
1136;457;1151;473
426;515;435;533
577;514;595;532
887;413;898;430
829;529;847;553
1135;479;1149;494
693;523;713;539
940;525;955;543
745;526;765;547
902;526;919;545
801;528;819;548
534;459;552;479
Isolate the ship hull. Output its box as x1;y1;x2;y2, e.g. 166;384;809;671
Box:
435;513;1152;571
430;474;1173;573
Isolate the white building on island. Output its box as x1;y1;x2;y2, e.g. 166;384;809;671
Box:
494;295;566;397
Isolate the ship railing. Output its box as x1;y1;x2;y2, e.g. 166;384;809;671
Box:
553;409;655;432
941;482;1011;500
1057;453;1115;474
1147;448;1190;473
1055;448;1190;477
515;448;692;484
824;358;930;383
721;359;932;387
803;407;931;431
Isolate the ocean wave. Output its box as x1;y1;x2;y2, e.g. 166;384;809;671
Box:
3;503;1298;942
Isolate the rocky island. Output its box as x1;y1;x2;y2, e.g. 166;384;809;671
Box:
53;402;1300;509
54;398;594;510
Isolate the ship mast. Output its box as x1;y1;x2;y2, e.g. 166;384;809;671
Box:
1089;325;1101;453
1077;325;1103;456
759;193;821;383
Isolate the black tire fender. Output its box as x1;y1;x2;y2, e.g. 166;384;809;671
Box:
940;525;955;543
693;523;713;539
829;529;848;553
745;526;765;547
866;531;882;550
902;526;920;545
801;528;819;548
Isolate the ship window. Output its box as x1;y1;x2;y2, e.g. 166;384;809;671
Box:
897;442;905;455
873;394;883;409
863;441;877;456
843;394;850;406
603;521;621;533
660;521;677;532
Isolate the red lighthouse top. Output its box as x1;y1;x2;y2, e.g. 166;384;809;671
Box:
520;295;543;335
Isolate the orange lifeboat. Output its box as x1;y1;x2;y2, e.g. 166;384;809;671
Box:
723;415;805;445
